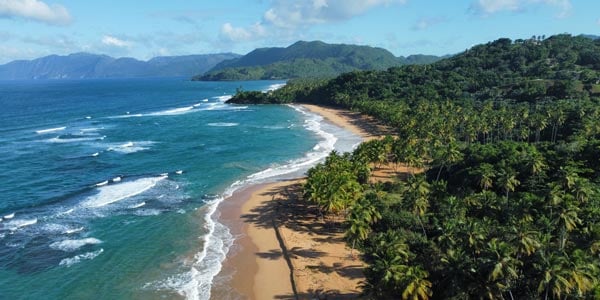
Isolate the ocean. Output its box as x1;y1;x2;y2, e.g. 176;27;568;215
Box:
0;78;361;299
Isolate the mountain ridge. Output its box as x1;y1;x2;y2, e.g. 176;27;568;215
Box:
0;52;241;80
195;40;443;81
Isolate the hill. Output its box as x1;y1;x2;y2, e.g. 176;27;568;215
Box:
0;53;240;80
230;34;600;299
231;34;600;104
194;41;441;81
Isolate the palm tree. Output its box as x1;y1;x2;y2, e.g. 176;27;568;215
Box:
537;252;573;300
497;165;520;200
406;174;431;238
346;195;382;254
434;139;463;181
400;266;433;300
474;163;495;190
485;238;521;300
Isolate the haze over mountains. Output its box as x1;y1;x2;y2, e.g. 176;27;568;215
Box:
0;53;240;80
0;41;444;81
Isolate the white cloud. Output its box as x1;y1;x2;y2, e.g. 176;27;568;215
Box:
412;16;447;31
219;22;266;42
101;35;132;48
263;0;406;29
470;0;572;18
218;0;406;45
0;0;71;25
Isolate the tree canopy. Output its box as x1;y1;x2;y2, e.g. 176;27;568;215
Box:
232;34;600;299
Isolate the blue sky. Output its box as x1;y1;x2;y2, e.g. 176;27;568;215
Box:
0;0;598;63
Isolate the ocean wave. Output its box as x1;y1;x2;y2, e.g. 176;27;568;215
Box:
147;105;195;116
107;141;154;154
207;123;238;127
129;202;146;209
147;203;233;300
165;104;342;299
80;175;167;208
64;226;84;234
46;135;101;143
3;218;37;231
213;95;232;102
95;180;109;187
59;248;103;267
36;126;66;134
50;237;102;252
4;213;15;219
263;83;286;92
133;209;162;216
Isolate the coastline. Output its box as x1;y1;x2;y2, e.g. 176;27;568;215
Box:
211;104;380;299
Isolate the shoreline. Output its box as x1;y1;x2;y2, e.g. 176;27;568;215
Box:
211;104;379;299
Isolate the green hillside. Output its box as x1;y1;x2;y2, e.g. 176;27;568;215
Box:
230;34;600;299
193;41;439;81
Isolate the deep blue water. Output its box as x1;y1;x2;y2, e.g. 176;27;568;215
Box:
0;78;360;299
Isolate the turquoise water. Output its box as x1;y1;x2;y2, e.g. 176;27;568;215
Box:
0;78;361;299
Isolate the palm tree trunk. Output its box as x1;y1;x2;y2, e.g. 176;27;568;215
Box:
436;164;445;181
418;216;428;239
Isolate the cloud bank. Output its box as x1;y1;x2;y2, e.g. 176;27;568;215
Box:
219;0;407;43
470;0;572;18
0;0;71;25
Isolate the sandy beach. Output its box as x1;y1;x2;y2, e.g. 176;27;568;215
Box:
212;104;388;299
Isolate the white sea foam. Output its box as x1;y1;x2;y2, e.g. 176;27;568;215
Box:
91;152;100;157
207;123;238;127
107;141;154;154
50;237;102;252
175;170;183;175
213;95;232;102
150;199;234;300
164;105;341;299
41;223;70;233
4;218;37;231
36;126;66;134
112;176;122;182
134;209;161;216
129;202;146;209
64;227;84;234
85;116;92;119
264;83;286;92
95;180;108;187
4;213;14;219
202;99;209;102
80;127;103;133
59;248;103;267
46;136;100;143
81;176;167;208
148;106;195;116
112;113;143;118
58;208;74;216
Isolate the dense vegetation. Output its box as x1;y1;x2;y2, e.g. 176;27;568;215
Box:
233;34;600;299
194;41;442;81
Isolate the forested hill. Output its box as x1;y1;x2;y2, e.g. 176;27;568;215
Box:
194;40;442;81
230;34;600;299
230;34;600;105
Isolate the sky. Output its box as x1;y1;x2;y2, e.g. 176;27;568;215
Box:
0;0;598;64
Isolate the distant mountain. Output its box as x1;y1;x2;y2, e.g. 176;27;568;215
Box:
194;41;439;81
0;53;241;80
581;34;600;40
